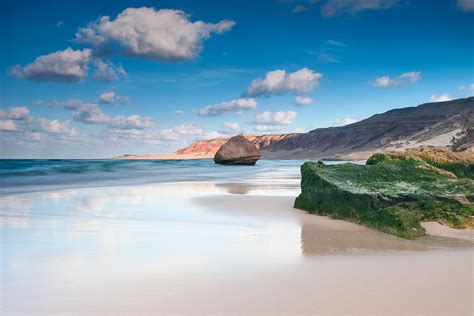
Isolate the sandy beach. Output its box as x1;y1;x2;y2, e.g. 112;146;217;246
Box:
2;174;473;314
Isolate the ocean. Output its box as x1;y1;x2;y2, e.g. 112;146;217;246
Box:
0;159;307;195
1;158;473;314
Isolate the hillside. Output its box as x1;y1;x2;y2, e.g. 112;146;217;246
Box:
118;97;473;160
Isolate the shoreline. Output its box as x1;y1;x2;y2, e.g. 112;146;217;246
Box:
2;185;473;314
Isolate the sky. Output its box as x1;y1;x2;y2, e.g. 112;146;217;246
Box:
0;0;473;158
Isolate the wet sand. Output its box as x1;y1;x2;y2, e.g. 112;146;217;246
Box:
1;183;473;315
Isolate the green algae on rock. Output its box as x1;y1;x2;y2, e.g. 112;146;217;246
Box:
294;150;474;239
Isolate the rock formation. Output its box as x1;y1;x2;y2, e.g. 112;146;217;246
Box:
294;147;474;239
214;135;261;165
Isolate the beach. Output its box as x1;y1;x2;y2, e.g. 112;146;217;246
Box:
1;160;473;314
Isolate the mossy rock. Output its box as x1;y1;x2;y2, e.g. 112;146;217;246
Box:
294;154;474;239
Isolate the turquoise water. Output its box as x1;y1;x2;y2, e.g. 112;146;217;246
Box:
0;159;311;194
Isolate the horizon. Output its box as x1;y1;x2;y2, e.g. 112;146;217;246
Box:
1;0;473;159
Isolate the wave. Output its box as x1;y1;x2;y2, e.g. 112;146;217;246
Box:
0;159;305;195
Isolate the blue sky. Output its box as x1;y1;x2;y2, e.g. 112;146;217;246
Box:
1;0;473;158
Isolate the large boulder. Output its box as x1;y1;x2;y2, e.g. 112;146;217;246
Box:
294;148;474;239
214;135;261;165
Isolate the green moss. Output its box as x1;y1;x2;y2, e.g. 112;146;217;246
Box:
294;155;474;239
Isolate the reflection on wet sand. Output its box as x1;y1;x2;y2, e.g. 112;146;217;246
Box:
197;194;474;255
2;182;474;314
300;219;474;256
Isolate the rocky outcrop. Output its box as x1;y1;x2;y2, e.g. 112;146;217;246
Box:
214;135;261;165
294;148;474;239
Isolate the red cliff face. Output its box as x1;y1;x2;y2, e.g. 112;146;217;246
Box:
175;133;300;158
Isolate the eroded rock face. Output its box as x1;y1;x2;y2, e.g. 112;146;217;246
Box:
214;135;261;165
294;148;474;239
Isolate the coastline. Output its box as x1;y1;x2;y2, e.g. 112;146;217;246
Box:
2;184;473;314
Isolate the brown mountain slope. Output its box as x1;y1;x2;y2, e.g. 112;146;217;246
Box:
262;97;473;159
118;97;473;160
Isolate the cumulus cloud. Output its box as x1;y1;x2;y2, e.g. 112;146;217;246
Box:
107;115;154;130
222;122;240;133
321;0;399;17
254;111;297;125
457;0;474;11
0;120;19;132
92;59;126;82
75;7;235;61
54;99;110;124
294;96;313;106
292;4;309;13
98;91;116;104
372;71;421;88
430;93;452;102
244;68;323;97
0;107;30;120
51;99;145;128
10;48;92;82
332;117;360;126
201;131;226;139
38;118;77;136
254;125;281;132
195;98;257;116
0;106;79;143
98;91;129;105
173;122;204;135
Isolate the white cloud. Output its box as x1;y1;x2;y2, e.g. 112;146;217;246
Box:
195;98;257;116
75;7;235;61
294;96;313;106
0;106;80;143
92;59;126;82
254;125;281;132
332;117;360;126
254;111;297;125
457;0;474;11
56;99;110;124
98;91;129;105
20;132;41;142
458;83;474;91
292;4;309;13
98;91;116;104
201;131;226;139
321;0;399;17
52;99;141;127
222;121;240;133
372;71;421;88
107;115;154;130
175;110;184;116
0;107;30;120
0;120;19;132
38;118;77;136
0;107;32;132
173;122;204;135
245;68;323;97
430;93;452;102
10;48;92;82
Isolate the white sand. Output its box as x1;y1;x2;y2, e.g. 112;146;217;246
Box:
2;185;473;315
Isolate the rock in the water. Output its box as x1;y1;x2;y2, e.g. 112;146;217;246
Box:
214;135;261;165
294;148;474;239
